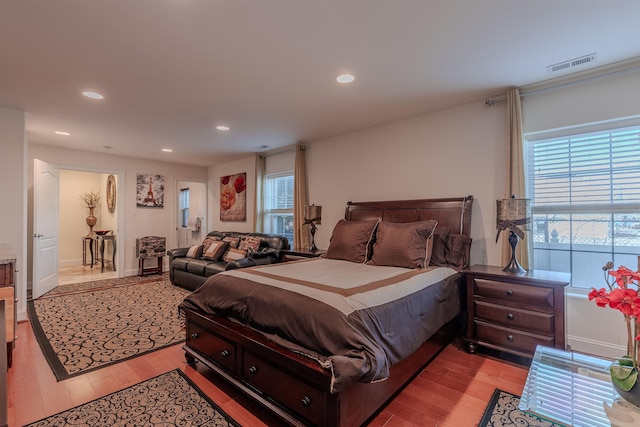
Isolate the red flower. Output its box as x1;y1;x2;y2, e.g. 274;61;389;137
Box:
588;288;611;307
221;176;230;185
234;175;245;193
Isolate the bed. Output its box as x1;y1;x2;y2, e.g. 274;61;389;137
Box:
179;196;473;426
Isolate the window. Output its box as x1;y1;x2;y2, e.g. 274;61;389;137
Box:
179;188;189;228
526;125;640;289
264;172;294;244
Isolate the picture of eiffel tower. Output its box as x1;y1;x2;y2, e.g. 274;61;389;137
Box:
136;173;164;208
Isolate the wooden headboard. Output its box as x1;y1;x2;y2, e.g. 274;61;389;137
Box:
344;196;473;236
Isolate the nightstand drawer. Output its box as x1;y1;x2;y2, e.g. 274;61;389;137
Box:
473;278;554;308
475;320;554;354
475;301;554;334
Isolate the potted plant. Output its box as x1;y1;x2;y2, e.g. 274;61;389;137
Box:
589;261;640;407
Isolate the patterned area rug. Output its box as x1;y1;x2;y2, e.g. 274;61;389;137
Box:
24;369;240;427
28;276;190;380
479;389;565;427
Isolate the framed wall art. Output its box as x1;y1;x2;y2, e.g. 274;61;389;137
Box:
220;172;246;221
136;173;164;208
106;174;116;213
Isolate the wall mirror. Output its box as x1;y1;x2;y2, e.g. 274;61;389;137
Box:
106;174;116;213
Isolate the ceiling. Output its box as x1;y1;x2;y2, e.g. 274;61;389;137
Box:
1;1;640;167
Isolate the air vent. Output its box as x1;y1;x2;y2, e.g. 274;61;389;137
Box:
546;53;597;73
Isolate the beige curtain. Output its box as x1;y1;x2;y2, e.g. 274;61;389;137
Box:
502;88;530;268
293;144;309;250
253;153;266;232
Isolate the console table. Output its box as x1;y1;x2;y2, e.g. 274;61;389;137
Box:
91;234;116;273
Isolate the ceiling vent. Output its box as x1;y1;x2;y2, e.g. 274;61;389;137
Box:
546;53;597;73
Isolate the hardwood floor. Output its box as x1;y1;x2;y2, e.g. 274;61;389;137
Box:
57;263;116;286
8;316;529;426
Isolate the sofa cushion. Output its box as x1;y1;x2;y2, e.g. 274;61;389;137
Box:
202;240;229;261
223;248;247;262
172;258;190;272
205;262;227;276
186;259;209;275
239;236;262;252
186;244;204;258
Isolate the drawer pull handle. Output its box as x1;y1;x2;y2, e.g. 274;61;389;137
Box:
301;396;312;408
507;334;514;341
190;333;199;340
507;313;515;320
249;366;258;375
506;290;513;296
220;350;230;359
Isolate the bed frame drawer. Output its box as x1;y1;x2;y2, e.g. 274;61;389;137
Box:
187;319;236;373
243;351;326;426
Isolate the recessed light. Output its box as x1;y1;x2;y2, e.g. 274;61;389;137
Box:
162;148;173;152
336;73;355;84
216;125;230;131
82;91;104;100
54;131;70;136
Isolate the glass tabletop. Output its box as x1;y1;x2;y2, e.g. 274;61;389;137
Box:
519;345;619;427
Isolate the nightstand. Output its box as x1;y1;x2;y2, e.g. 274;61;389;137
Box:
283;248;326;260
465;265;570;359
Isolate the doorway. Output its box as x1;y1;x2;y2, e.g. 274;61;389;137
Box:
176;180;206;248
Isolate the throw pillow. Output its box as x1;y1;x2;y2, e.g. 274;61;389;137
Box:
430;227;451;267
202;240;229;261
223;248;247;263
186;244;204;259
449;234;473;269
222;236;240;249
201;236;221;254
368;220;438;269
325;218;380;263
239;236;262;252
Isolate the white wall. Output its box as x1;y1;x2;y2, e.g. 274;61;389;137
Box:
0;107;27;322
28;144;208;285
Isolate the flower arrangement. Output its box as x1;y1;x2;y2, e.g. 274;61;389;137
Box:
81;190;100;209
589;261;640;393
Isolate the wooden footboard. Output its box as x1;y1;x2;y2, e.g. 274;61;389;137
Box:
183;307;462;427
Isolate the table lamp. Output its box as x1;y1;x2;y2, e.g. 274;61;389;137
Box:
496;196;531;274
304;204;322;252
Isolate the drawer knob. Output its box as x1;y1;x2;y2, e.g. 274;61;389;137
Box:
220;350;230;359
248;366;258;375
301;396;312;408
507;334;514;341
507;313;515;320
190;333;199;340
506;290;513;296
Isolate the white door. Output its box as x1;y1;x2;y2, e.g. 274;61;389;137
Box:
33;159;59;298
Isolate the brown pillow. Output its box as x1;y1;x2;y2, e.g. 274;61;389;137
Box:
325;219;380;263
368;220;438;269
223;248;247;263
202;240;229;261
430;227;451;267
239;236;262;252
185;244;203;259
449;234;472;269
222;236;240;249
201;236;221;254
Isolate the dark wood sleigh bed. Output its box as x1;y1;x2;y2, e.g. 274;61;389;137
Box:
181;196;474;427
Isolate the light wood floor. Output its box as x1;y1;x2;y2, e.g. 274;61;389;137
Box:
57;263;117;286
8;315;529;426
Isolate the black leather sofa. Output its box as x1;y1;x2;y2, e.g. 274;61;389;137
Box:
168;231;290;291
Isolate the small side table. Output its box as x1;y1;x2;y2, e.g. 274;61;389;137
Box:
136;236;166;276
283;248;326;261
82;237;98;265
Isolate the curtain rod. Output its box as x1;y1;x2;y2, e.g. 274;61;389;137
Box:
485;62;640;107
258;143;304;158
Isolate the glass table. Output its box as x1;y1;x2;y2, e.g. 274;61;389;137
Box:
520;345;640;426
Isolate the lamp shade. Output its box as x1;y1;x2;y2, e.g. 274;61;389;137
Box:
304;204;322;225
496;198;531;242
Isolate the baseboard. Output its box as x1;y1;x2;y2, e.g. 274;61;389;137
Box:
567;335;624;359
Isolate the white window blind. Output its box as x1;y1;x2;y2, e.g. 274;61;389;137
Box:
526;126;640;289
264;173;294;243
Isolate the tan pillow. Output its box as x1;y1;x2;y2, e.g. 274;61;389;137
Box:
325;219;380;263
186;244;203;259
202;240;229;261
223;248;247;263
368;220;438;269
201;236;221;254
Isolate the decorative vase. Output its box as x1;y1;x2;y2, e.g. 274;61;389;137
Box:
611;360;640;408
86;207;97;235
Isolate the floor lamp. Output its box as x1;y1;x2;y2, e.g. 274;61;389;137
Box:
496;197;531;274
304;204;322;252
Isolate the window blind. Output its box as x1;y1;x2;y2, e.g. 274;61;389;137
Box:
527;126;640;210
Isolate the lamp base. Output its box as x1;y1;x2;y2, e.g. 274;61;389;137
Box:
308;224;318;252
503;231;526;274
